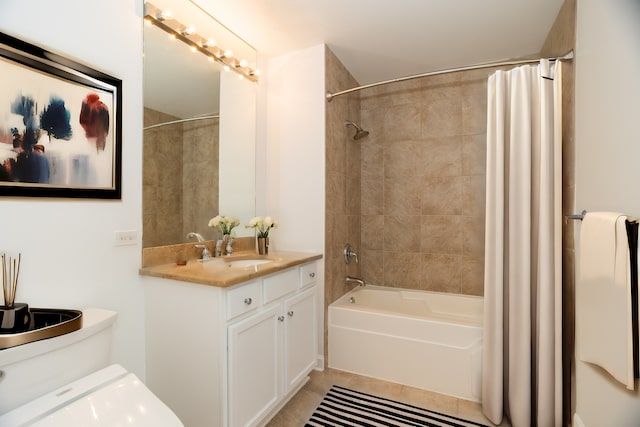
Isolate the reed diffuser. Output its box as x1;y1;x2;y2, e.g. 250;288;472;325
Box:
2;253;21;308
1;253;30;331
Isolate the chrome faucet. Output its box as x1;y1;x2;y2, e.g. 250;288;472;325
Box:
187;232;211;261
345;276;366;287
186;232;205;242
195;244;212;261
224;236;234;256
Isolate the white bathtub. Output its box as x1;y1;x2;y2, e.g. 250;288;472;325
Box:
328;285;483;402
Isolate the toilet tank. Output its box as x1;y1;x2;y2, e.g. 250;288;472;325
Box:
0;308;117;415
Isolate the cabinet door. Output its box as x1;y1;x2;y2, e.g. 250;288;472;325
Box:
283;286;317;394
228;304;281;427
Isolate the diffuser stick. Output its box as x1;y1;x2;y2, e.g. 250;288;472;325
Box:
1;253;21;308
2;254;6;306
13;254;21;306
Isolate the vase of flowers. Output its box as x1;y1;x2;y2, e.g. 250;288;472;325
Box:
246;216;277;255
208;215;240;255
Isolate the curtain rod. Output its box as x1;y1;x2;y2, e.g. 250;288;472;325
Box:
326;50;574;102
143;114;219;130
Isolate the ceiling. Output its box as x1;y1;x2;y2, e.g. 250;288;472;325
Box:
193;0;566;85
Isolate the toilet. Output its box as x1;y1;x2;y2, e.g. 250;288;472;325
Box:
0;308;183;426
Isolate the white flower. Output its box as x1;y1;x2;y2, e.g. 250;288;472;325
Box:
208;215;240;235
208;215;223;228
246;215;278;238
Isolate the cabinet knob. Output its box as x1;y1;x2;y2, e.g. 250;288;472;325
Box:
278;315;285;322
309;272;315;278
244;297;252;305
287;310;294;317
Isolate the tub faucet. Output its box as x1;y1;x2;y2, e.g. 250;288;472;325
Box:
345;276;366;287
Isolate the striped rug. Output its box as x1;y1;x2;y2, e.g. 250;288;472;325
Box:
305;385;489;427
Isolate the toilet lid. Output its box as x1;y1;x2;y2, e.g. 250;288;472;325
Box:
0;364;184;427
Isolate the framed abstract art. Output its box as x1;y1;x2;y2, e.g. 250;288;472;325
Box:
0;31;122;199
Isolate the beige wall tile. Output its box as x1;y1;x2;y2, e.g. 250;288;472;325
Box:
362;215;384;251
420;176;463;215
420;253;462;293
383;104;422;141
420;137;462;178
361;249;384;285
462;175;486;217
383;140;423;178
383;215;420;253
462;134;487;176
384;215;421;252
462;80;488;135
462;216;485;258
361;142;384;181
326;172;347;215
384;252;421;287
361;177;384;215
420;215;464;254
461;256;485;296
383;176;421;215
421;97;462;139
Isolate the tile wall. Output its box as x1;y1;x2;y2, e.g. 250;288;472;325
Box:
324;47;362;361
143;107;219;247
143;108;184;247
358;68;493;296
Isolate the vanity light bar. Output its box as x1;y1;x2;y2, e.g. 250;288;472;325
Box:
144;2;259;83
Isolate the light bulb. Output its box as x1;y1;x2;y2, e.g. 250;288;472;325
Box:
181;26;195;36
157;10;172;21
202;39;216;48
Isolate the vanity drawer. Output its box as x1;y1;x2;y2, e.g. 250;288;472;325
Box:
226;281;261;320
263;269;298;304
300;262;317;288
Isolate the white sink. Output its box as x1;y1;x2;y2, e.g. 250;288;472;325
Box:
226;259;273;268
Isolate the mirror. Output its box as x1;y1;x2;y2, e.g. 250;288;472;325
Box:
142;0;257;248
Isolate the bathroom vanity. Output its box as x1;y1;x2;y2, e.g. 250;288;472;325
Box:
140;250;322;427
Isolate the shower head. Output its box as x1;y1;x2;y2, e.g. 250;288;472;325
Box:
344;120;369;140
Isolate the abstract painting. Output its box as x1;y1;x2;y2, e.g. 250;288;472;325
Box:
0;32;122;199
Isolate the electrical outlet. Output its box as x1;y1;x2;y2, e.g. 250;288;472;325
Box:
114;230;139;246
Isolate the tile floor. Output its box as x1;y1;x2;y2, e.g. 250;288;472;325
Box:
266;368;511;426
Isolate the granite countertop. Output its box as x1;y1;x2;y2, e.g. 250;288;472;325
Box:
139;250;322;288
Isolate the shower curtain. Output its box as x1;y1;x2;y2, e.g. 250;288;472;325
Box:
482;60;563;427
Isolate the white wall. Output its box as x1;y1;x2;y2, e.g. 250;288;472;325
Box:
261;44;325;254
574;0;640;425
0;0;145;378
261;44;326;363
219;70;257;233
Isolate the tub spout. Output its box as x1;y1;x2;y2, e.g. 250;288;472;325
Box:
345;276;366;286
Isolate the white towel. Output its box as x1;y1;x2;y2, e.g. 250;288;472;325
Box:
579;212;635;389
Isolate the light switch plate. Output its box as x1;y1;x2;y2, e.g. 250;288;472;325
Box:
114;230;139;246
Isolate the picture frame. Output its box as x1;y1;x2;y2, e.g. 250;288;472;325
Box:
0;31;122;199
